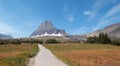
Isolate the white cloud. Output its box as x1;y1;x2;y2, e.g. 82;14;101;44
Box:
62;3;77;22
0;22;16;34
92;19;109;31
93;3;120;31
84;0;117;21
93;1;103;9
0;22;29;38
67;8;77;22
93;0;117;9
63;4;69;13
102;3;120;19
83;11;92;16
84;1;103;20
68;15;74;22
83;10;97;21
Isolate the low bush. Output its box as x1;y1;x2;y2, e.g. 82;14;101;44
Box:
45;39;59;44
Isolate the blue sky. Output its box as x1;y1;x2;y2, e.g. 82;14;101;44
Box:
0;0;120;38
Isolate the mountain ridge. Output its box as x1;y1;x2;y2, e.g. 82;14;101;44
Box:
86;22;120;38
30;21;67;37
30;21;120;39
0;33;12;39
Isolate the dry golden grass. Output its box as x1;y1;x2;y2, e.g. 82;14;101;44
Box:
44;43;120;66
0;44;38;66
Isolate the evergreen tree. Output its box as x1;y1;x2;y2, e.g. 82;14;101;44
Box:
87;36;98;43
98;33;111;44
87;33;111;44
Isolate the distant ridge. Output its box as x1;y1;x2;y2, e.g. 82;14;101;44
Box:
0;33;12;39
30;21;67;37
30;21;120;39
87;22;120;38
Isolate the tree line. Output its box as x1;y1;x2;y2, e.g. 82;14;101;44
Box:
87;33;120;46
0;38;60;45
0;38;43;45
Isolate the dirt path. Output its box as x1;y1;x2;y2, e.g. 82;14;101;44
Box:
27;44;68;66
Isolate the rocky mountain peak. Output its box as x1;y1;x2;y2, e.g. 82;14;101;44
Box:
30;21;67;37
40;21;53;28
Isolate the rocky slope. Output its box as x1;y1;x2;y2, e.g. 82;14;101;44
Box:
30;21;67;37
87;22;120;38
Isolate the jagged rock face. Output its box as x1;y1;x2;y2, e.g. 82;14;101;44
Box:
30;21;67;37
0;33;12;39
87;22;120;38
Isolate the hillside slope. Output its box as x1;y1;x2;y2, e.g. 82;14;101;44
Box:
0;33;12;39
30;21;67;37
87;22;120;38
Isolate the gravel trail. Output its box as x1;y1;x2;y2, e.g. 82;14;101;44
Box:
27;44;68;66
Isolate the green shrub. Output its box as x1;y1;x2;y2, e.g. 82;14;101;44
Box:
87;36;99;43
46;39;59;44
111;38;120;46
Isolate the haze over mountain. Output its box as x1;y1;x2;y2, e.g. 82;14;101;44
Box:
0;33;12;39
30;21;67;37
87;22;120;38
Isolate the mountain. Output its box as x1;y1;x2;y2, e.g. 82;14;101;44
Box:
0;33;12;39
87;22;120;38
30;21;120;39
68;35;86;40
30;21;67;37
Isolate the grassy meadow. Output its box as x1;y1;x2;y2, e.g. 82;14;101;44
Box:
0;44;38;66
44;43;120;66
